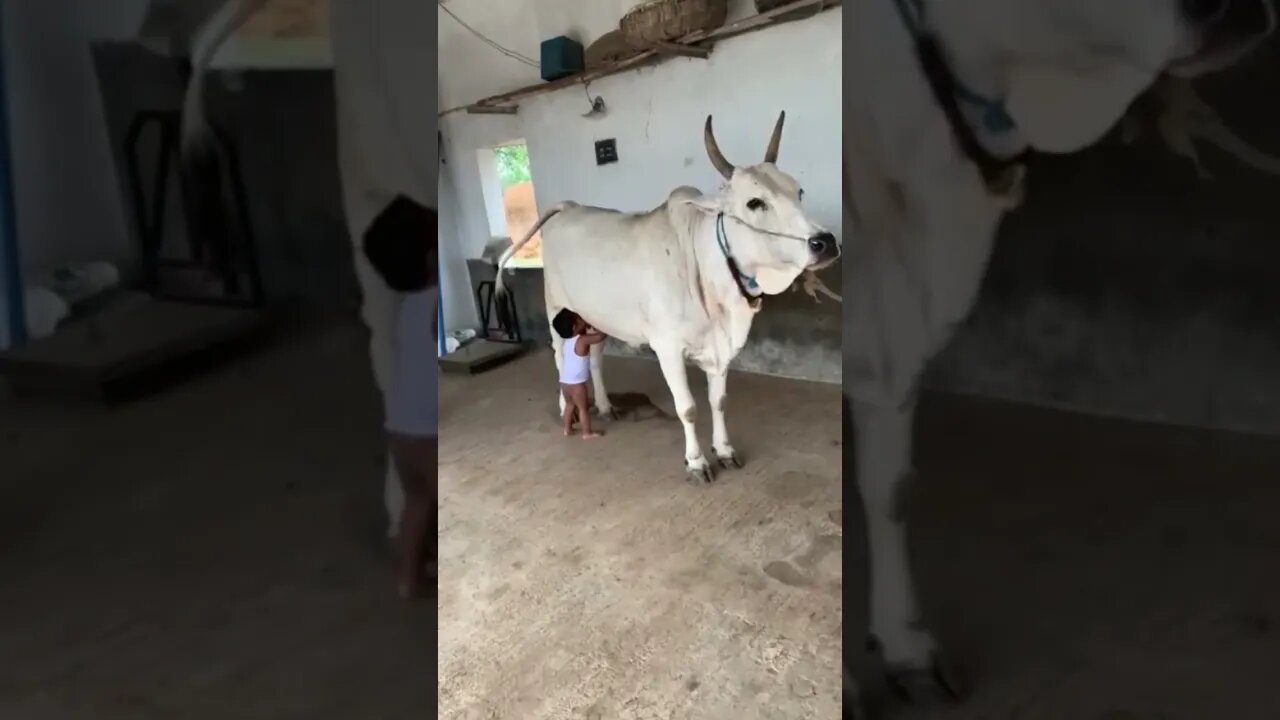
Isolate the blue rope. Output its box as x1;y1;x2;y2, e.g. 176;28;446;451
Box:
715;213;758;294
890;0;1015;135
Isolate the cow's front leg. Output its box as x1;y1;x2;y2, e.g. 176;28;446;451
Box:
551;331;567;415
852;394;964;703
354;251;404;538
654;348;712;484
705;369;741;469
588;343;615;419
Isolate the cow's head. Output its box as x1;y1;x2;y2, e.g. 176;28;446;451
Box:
941;0;1275;153
691;111;840;295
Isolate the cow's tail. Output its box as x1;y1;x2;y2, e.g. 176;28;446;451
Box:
177;0;269;283
493;202;571;335
179;0;269;163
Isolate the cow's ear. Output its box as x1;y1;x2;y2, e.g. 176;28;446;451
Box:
679;195;721;214
1005;60;1157;153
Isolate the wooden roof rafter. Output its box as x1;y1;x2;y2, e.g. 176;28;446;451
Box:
440;0;841;118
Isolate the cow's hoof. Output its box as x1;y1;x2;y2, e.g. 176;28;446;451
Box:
715;451;742;469
595;406;617;421
685;461;715;485
884;652;967;705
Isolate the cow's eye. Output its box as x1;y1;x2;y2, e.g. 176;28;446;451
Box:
747;198;766;211
798;188;805;201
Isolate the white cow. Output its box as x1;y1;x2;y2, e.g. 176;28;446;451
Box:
496;113;840;483
845;0;1275;704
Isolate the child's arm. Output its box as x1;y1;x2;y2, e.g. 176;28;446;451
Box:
574;330;607;356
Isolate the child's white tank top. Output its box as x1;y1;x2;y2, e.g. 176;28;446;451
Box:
560;336;590;384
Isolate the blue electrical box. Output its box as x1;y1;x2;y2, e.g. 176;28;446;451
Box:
540;35;585;82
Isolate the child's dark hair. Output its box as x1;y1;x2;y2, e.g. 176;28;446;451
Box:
551;309;579;339
362;195;437;293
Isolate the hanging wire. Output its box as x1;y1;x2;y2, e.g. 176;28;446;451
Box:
581;79;605;116
438;2;539;68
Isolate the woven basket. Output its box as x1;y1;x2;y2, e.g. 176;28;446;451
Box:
620;0;728;46
584;29;645;69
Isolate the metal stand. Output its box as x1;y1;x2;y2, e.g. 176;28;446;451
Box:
0;99;273;401
438;277;526;375
124;110;264;307
476;279;522;343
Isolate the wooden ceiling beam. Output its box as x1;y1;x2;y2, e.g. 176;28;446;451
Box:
438;0;840;118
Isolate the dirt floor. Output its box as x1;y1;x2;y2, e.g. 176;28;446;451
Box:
3;319;1280;719
437;350;844;719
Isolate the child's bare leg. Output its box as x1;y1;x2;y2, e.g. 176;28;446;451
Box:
579;402;599;438
390;434;436;599
571;384;602;439
561;386;576;436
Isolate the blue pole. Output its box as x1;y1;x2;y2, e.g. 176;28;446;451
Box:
0;7;26;348
436;269;446;357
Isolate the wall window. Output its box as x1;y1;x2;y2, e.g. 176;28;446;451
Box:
477;141;542;268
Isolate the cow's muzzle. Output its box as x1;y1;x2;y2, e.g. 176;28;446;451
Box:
1171;0;1276;75
807;232;841;264
1220;0;1273;37
1183;0;1274;36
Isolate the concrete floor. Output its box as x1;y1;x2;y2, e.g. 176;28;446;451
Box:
3;319;1279;719
437;351;843;719
0;321;431;720
865;393;1280;720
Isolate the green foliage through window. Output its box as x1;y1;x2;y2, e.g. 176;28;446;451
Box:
495;144;531;187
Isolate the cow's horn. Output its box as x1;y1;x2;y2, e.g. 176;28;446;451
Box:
764;110;785;164
704;115;734;179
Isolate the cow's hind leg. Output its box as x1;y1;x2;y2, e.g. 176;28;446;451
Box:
546;292;567;416
588;343;615;419
852;394;965;703
706;369;741;468
551;326;567;415
654;347;712;484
